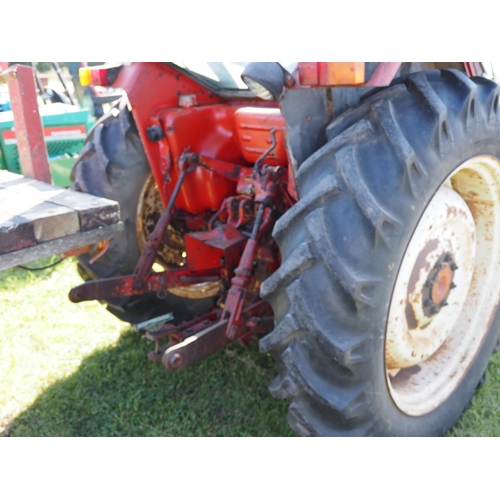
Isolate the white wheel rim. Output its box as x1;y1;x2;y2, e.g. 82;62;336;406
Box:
386;155;500;416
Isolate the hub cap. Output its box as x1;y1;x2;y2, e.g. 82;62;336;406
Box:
386;156;500;416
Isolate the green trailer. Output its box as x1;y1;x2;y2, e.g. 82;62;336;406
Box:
0;103;94;187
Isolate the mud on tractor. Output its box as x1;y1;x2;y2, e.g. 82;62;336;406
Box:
69;62;500;436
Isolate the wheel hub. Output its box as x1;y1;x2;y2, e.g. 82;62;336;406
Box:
387;184;476;371
422;252;456;316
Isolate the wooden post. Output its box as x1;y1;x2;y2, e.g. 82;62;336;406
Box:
0;64;52;183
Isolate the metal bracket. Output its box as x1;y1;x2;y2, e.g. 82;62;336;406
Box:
69;267;220;303
161;300;271;371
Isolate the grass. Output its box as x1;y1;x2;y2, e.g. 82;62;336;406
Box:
0;256;499;436
0;257;292;436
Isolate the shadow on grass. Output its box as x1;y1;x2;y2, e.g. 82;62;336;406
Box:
3;319;499;437
2;327;295;437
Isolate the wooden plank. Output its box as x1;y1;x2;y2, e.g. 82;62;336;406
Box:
0;222;123;271
0;171;120;230
0;208;36;254
0;187;80;242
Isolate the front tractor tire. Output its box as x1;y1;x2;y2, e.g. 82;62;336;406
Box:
71;98;215;324
260;69;500;436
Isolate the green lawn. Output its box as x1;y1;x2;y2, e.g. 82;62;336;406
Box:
1;256;499;436
0;257;292;436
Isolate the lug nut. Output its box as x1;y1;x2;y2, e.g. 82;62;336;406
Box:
441;300;448;307
450;263;458;271
425;279;435;287
430;306;439;314
450;282;456;289
424;299;432;307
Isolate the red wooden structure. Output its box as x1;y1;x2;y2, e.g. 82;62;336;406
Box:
0;63;51;183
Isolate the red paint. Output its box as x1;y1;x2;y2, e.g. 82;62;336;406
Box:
102;63;280;214
184;225;246;272
6;65;51;183
234;107;287;166
90;67;113;86
69;267;220;303
298;62;319;85
158;105;245;212
113;63;226;193
297;62;405;89
464;62;484;77
366;62;402;86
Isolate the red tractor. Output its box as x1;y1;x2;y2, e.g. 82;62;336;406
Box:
70;62;500;436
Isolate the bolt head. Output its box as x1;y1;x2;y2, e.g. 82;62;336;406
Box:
168;352;184;369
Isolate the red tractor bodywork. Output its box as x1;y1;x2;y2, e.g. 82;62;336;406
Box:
85;61;486;218
70;61;486;371
109;63;291;212
70;62;296;368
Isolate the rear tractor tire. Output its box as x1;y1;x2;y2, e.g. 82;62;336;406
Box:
260;69;500;436
71;98;217;324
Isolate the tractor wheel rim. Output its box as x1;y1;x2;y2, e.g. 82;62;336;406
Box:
386;155;500;416
136;174;220;300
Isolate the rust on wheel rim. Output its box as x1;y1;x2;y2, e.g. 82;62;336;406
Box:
386;156;500;416
136;175;220;300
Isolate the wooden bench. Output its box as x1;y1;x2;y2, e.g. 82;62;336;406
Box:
0;170;122;271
